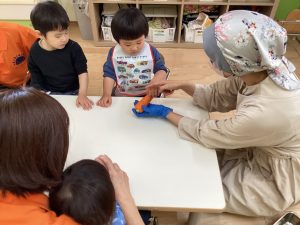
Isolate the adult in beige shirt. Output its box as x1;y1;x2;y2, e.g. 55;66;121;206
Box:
133;10;300;217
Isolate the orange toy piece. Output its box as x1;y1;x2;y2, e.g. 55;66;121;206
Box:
135;95;153;113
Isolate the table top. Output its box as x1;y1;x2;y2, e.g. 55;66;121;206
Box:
53;96;225;212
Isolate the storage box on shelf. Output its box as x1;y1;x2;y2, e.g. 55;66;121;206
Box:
101;22;113;41
147;25;176;42
100;4;118;42
142;5;177;43
183;24;203;43
88;0;280;48
182;6;215;43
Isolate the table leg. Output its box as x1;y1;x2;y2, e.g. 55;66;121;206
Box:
176;212;189;224
187;212;204;225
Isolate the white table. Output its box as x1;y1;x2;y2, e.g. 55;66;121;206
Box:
53;96;225;218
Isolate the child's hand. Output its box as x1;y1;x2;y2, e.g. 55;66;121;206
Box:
96;95;112;107
95;155;131;203
76;94;94;110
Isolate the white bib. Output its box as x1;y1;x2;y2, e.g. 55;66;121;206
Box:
112;43;154;96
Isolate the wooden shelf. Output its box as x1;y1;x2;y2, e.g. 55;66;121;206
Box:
88;0;280;48
92;39;204;48
139;1;182;5
229;2;274;6
91;0;136;3
186;1;228;5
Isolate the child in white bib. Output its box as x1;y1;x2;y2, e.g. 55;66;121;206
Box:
97;8;169;107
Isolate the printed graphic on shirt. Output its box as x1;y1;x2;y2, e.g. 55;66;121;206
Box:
112;202;126;225
13;54;25;66
112;43;154;96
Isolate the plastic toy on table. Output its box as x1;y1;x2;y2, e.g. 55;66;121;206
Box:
134;95;153;113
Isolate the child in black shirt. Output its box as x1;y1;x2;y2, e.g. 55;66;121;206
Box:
29;1;93;110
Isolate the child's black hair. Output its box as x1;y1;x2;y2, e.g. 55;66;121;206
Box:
49;159;115;225
30;1;70;36
111;8;148;43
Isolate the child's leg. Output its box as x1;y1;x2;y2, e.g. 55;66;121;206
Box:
139;210;152;225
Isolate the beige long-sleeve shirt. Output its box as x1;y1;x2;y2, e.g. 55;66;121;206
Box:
178;76;300;216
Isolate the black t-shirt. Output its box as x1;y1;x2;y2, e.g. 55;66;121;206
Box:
28;39;87;92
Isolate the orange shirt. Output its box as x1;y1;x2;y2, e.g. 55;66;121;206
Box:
0;192;80;225
0;22;38;87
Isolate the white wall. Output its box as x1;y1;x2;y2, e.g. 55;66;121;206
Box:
0;0;35;20
0;0;36;3
0;0;77;21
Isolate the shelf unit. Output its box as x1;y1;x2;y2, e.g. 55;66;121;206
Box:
88;0;280;48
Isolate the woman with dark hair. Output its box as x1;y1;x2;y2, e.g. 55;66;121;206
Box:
0;88;144;225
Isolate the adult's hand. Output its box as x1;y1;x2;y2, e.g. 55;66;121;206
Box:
147;80;196;97
95;155;130;202
95;155;145;225
146;80;181;95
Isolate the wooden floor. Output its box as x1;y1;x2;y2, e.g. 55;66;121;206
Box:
69;23;300;225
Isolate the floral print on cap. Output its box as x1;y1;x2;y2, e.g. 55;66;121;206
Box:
214;10;300;90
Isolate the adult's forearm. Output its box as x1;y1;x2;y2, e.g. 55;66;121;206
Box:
166;112;183;127
119;196;145;225
180;83;196;97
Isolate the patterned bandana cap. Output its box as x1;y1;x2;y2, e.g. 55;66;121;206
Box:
214;10;300;90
